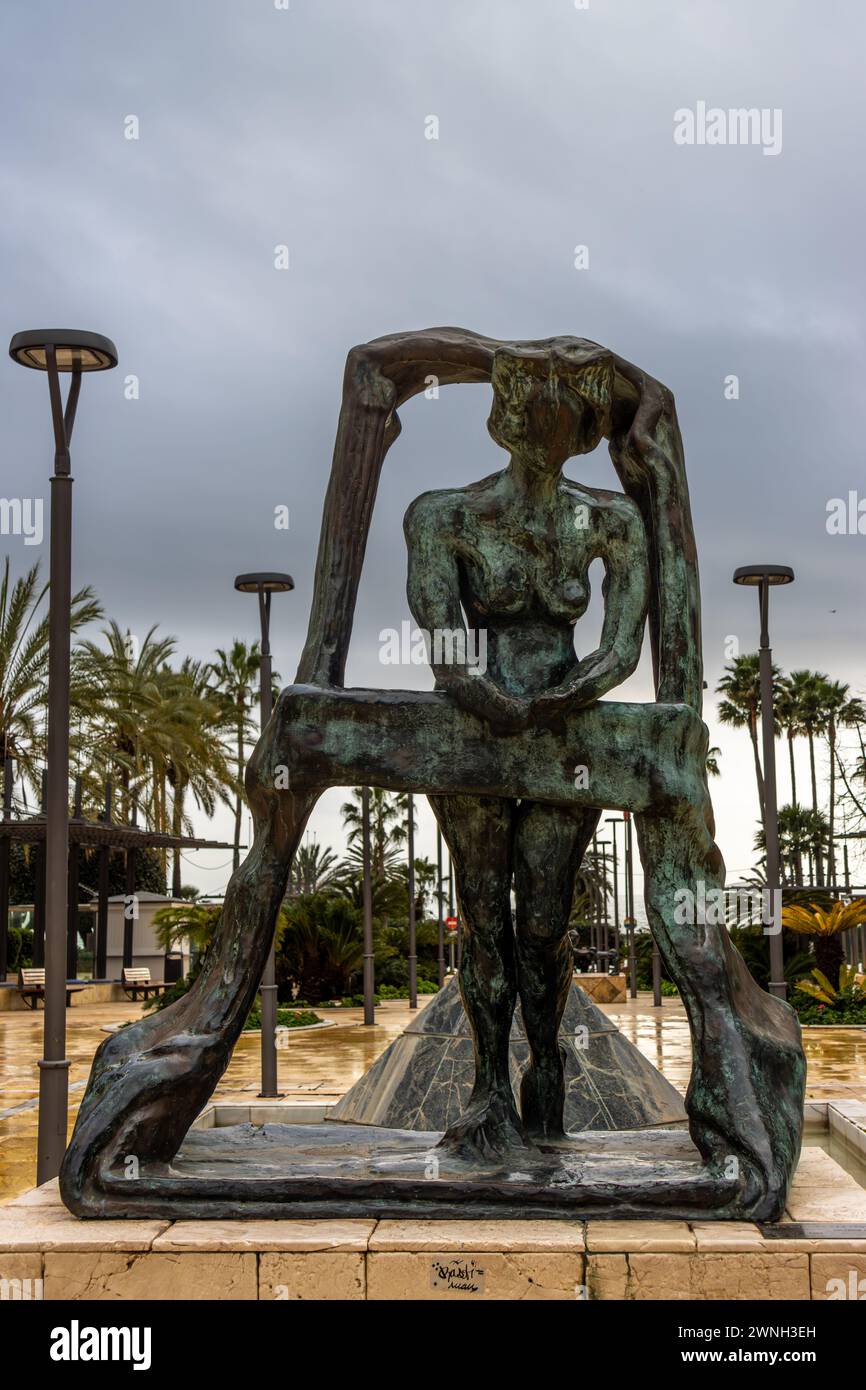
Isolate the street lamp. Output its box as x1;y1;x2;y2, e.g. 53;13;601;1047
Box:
622;810;638;998
595;837;611;972
234;571;294;1093
435;826;446;987
605;816;622;974
733;563;795;1000
361;786;375;1024
9;329;118;1183
406;793;417;1008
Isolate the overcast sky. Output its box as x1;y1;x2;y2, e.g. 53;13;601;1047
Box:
2;0;864;903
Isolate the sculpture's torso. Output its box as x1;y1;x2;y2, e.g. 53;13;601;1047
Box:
411;472;639;697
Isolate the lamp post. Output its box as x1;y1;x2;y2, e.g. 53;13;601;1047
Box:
605;816;622;974
733;563;794;1001
234;571;294;1094
595;838;611;972
9;329;117;1183
436;826;445;987
622;810;638;998
590;833;598;958
406;792;417;1008
361;786;375;1024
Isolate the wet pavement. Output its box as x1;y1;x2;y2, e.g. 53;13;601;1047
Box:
2;989;865;1201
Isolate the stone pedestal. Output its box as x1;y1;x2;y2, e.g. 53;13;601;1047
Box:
4;1136;866;1300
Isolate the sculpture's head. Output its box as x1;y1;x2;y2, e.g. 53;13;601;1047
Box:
487;342;614;469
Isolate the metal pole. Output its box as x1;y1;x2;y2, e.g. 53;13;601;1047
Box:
606;818;621;974
362;786;375;1024
123;837;136;969
66;777;82;980
407;792;417;1008
257;589;282;1097
0;757;11;983
758;579;786;1000
601;844;609;971
436;825;445;987
624;810;637;999
36;347;77;1184
95;781;111;980
33;771;47;968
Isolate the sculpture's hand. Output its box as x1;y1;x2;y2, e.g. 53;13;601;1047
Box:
531;679;603;727
442;673;531;735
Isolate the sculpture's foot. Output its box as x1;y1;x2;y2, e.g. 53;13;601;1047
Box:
437;1088;534;1162
519;1057;566;1141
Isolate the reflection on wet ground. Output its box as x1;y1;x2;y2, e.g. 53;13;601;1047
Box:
2;990;865;1200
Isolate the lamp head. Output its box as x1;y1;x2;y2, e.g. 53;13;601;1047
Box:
9;329;118;372
733;565;794;587
234;572;294;595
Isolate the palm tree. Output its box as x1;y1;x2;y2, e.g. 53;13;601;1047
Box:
569;846;612;930
153;900;222;956
331;864;408;919
209;640;263;871
409;854;437;917
289;839;341;896
793;671;828;813
76;621;177;823
820;682;866;884
783;670;833;885
163;659;234;896
706;746;721;778
716;653;780;829
340;788;409;880
754;805;829;887
277;894;365;1002
776;671;812;808
0;558;101;791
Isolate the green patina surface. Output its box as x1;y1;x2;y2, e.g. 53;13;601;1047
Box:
61;330;805;1222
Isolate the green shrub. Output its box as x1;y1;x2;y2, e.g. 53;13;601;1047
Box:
244;1005;321;1031
793;999;866;1026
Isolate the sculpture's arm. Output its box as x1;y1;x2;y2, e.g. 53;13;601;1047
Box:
533;498;650;719
404;494;529;734
608;356;703;712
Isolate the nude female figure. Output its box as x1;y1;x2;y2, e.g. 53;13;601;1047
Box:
404;345;649;1158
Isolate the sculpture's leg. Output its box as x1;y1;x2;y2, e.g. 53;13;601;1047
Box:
636;801;805;1221
513;801;600;1139
60;774;316;1215
430;793;529;1158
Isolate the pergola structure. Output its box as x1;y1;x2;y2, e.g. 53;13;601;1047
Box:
0;760;235;983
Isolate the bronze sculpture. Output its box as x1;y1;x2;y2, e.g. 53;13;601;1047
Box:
61;328;806;1221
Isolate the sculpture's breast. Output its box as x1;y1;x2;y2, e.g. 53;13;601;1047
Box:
460;535;591;625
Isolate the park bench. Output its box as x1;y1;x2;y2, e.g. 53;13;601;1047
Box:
121;967;168;1001
17;968;85;1010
